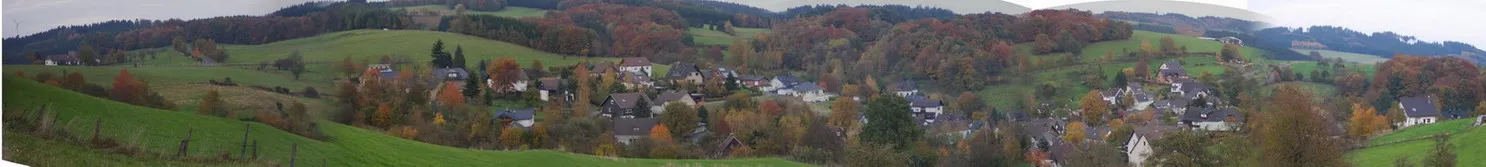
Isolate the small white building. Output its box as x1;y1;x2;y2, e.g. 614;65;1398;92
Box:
891;81;920;97
786;83;831;102
765;74;804;93
1126;126;1177;167
1398;96;1441;128
613;118;658;145
908;96;945;124
618;57;653;75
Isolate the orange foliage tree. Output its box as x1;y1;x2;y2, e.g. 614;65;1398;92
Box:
437;83;464;110
649;124;673;143
487;58;521;92
373;103;393;128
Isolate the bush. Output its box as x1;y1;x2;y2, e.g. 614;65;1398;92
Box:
790;146;836;165
301;87;320;98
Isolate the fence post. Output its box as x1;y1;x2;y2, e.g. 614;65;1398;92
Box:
252;140;259;159
178;129;193;157
91;119;102;142
241;123;250;160
290;143;298;167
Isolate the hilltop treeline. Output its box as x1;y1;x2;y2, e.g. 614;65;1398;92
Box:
4;2;413;64
1256;26;1486;60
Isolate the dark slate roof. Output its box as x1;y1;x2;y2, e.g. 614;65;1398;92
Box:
908;95;943;108
613;118;658;136
539;78;564;90
701;67;738;79
495;108;536;120
653;91;690;104
621;72;650;84
1180;108;1243;123
606;92;651;109
665;62;700;79
1162;60;1185;71
1101;89;1122;98
433;68;469;81
1133;125;1180;141
891;80;917;91
738;75;765;81
620;57;651;67
790;83;823;92
774;74;804;86
1180;81;1215;93
1048;141;1078;163
1400;97;1441;118
590;62;620;74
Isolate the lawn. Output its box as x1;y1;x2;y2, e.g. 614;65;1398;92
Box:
4;65;324;89
1293;49;1388;64
3;131;262;167
393;5;549;18
2;76;808;166
689;27;770;46
1347;119;1484;166
1016;30;1267;65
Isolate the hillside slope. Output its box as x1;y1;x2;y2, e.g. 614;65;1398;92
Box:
1347;119;1484;166
1;76;807;166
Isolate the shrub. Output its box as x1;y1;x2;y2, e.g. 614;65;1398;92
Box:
301;87;321;98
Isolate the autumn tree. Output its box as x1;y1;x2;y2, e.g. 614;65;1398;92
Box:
500;126;525;149
861;94;920;150
372;103;392;128
956;92;985;117
1146;130;1221;166
1219;44;1243;63
1258;85;1346;167
437;83;465;110
1475;101;1486;116
341;56;360;77
488;58;521;93
1159;36;1177;55
1079;91;1110;125
1063;121;1086;142
198;90;226;117
659;103;699;138
1347;103;1383;138
573;65;593;116
110;69;143;104
829;97;862;129
649;124;673;143
1033;33;1055;54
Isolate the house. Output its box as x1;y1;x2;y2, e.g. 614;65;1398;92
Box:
1100;89;1124;105
432;68;470;81
1179;108;1244;131
487;70;530;93
1167;97;1191;115
601;92;654;118
619;72;654;90
1126;125;1179;167
1131;90;1154;111
891;81;920;97
766;74;805;93
1170;80;1214;98
664;62;704;84
784;83;831;102
613;118;658;145
710;134;750;158
618;57;653;75
366;64;399;80
701;67;740;81
1399;96;1442;127
589;62;621;77
537;78;567;101
494;108;536;128
908;95;945;125
1157;61;1188;84
650;91;698;115
44;52;80;66
1218;37;1243;46
738;75;768;87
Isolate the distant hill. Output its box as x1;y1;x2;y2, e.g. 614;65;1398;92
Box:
1097;11;1265;36
1255;26;1486;64
761;0;1030;14
1046;0;1273;24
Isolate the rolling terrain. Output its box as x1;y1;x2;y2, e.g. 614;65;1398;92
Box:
1347;119;1484;166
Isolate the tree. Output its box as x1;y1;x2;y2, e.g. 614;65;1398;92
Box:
62;72;85;91
830;98;862;129
1146;130;1220;166
79;43;97;66
437;83;465;110
649;124;673;143
659;103;698;138
861;94;920;149
500;126;525;149
340;56;361;77
1475;101;1486;116
199;90;225;117
1219;44;1243;63
1033;33;1056;54
1135;55;1150;79
1423;135;1456;167
430;40;452;68
1079;91;1110;125
372;103;393;128
956;92;985;116
110;69;143;104
1159;36;1178;55
1063;121;1086;142
453;46;467;68
574;65;593;116
1258;85;1346;167
1347;103;1381;138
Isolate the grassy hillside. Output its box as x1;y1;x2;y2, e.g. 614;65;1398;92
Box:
3;131;259;166
2;76;808;166
1348;119;1484;166
689;27;770;46
1017;30;1267;64
393;5;549;18
4;65;322;89
1293;49;1388;64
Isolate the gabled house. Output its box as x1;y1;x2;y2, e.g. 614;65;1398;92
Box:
649;91;698;115
783;83;831;102
619;72;654;90
613;118;658;145
908;95;945;125
1157;61;1188;84
537;78;568;101
589;62;621;77
494;108;536;128
618;57;653;75
701;67;740;81
891;81;920;97
487;70;530;93
766;74;805;93
1179;108;1244;131
738;75;768;87
1218;37;1243;46
1170;80;1214;98
1100;89;1124;105
601;92;654;118
710;134;750;158
1126;125;1179;167
365;64;399;81
1399;96;1442;127
433;68;470;81
664;62;704;84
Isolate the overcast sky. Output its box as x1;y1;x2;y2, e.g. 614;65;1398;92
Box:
4;0;1484;47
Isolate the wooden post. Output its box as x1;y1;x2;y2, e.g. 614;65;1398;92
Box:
252;140;259;159
241;123;250;160
90;119;102;142
178;129;193;157
290;143;298;167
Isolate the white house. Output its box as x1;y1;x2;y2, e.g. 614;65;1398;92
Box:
908;96;945;124
488;70;530;92
649;91;697;114
765;74;805;93
1101;89;1123;105
619;57;653;75
494;108;536;128
1399;96;1441;128
1126;126;1178;167
786;83;831;102
891;81;920;97
537;78;566;101
1179;108;1244;131
613;118;658;145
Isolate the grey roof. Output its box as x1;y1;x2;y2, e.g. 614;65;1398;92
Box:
701;67;738;79
495;108;536;120
1162;60;1185;71
790;83;822;92
1180;108;1243;123
1133;125;1180;141
606;92;651;109
432;68;469;81
1180;81;1215;93
620;57;651;67
774;74;804;86
539;78;564;90
1400;97;1441;118
613;118;658;136
665;62;700;79
738;75;765;81
653;91;690;104
621;72;650;84
891;80;918;91
1101;89;1122;98
908;96;943;108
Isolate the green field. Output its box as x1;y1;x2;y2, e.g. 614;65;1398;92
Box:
1017;30;1267;64
1293;49;1388;64
2;76;807;166
5;65;323;89
689;27;770;46
3;131;261;166
393;5;549;18
1347;119;1484;166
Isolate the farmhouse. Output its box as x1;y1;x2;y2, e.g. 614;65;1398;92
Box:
613;118;658;145
908;95;945;124
766;74;805;93
1157;61;1188;84
494;108;536;128
589;62;621;77
649;91;698;114
1126;125;1179;167
783;83;831;102
600;92;654;118
1398;96;1441;128
537;78;568;101
737;75;768;87
44;52;80;66
618;57;653;75
619;72;654;89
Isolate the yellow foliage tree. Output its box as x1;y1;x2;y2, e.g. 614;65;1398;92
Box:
373;103;393;128
433;112;447;125
1079;91;1110;125
1346;103;1377;138
650;124;673;143
500;126;525;150
1064;121;1087;143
